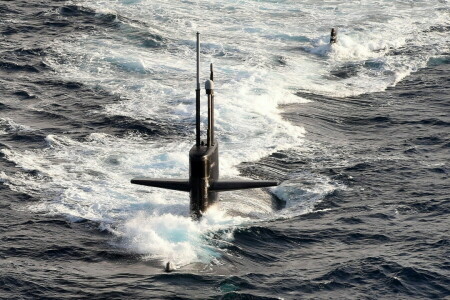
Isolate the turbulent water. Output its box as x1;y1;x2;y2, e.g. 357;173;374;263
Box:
0;0;449;298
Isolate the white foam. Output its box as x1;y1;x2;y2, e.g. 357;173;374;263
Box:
118;206;248;266
273;172;344;218
0;118;33;135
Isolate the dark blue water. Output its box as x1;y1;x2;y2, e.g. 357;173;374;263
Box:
0;0;449;299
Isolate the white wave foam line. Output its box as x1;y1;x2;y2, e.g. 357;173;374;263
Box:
273;172;344;219
290;18;448;96
71;0;450;98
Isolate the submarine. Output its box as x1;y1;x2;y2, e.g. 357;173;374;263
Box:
131;33;279;219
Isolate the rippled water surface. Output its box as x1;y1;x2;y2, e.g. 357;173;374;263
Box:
0;0;449;299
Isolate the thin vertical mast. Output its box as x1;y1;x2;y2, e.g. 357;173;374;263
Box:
207;93;212;146
205;64;214;147
210;63;214;145
196;32;201;147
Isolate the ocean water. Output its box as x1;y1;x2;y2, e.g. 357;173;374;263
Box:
0;0;449;299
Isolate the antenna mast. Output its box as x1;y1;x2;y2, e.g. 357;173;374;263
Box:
196;32;201;147
206;63;214;146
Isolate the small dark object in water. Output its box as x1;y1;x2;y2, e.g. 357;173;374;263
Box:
330;28;337;44
164;261;175;272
